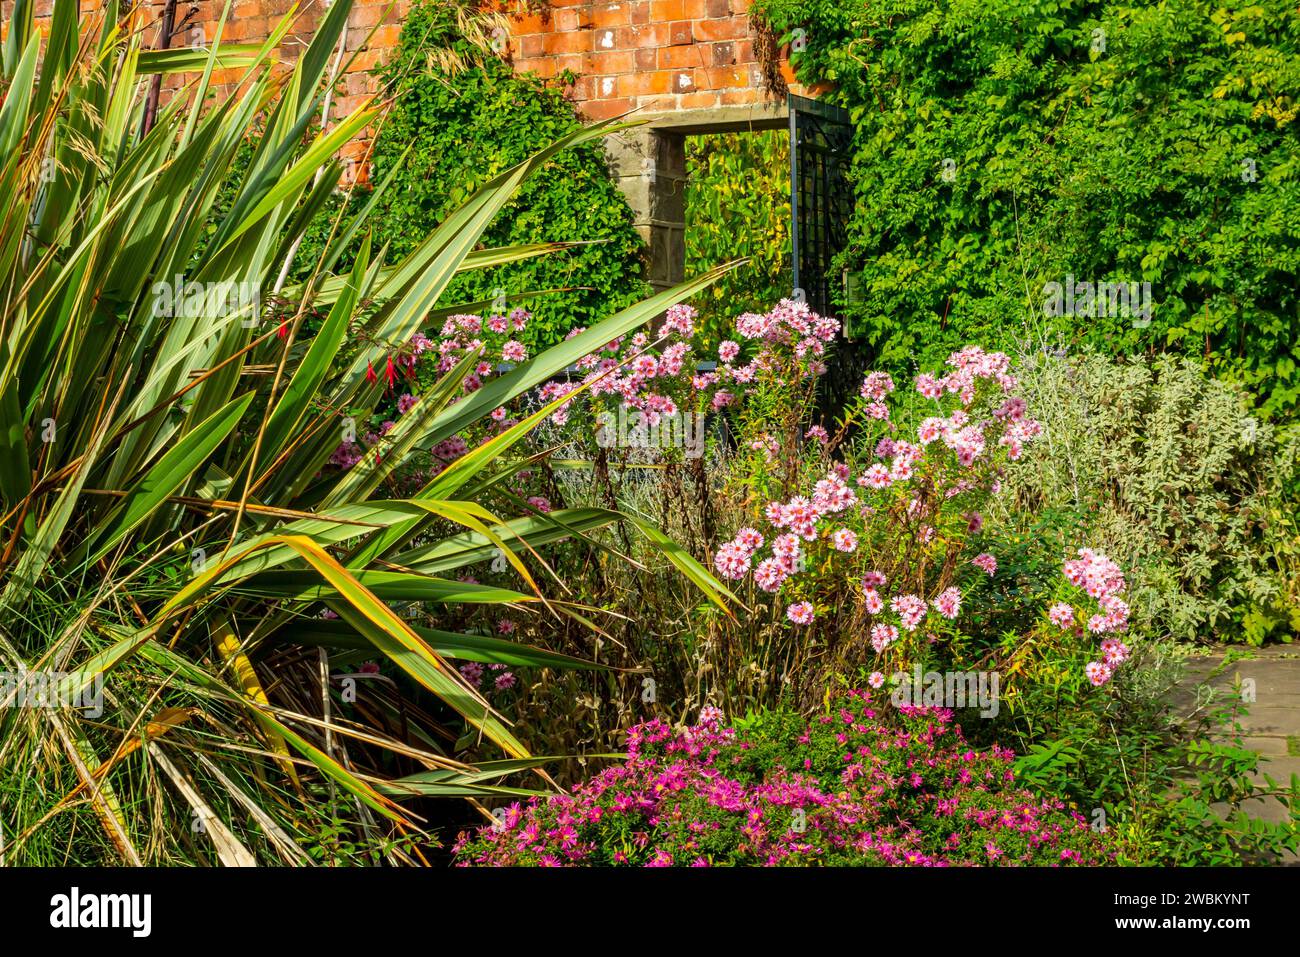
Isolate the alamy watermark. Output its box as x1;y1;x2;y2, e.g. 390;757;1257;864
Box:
1042;274;1152;328
151;275;261;327
1;669;103;719
891;666;1000;718
595;406;705;459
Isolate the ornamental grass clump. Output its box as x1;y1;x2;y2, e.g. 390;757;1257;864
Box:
455;689;1115;866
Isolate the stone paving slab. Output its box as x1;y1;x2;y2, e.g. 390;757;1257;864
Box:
1173;648;1300;862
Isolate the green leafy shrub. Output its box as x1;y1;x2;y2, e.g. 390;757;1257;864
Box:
754;0;1300;417
999;351;1300;645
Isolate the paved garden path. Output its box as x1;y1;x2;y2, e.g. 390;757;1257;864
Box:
1169;646;1300;862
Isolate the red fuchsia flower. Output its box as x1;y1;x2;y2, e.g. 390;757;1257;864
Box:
870;623;898;653
365;360;377;385
972;552;998;576
1085;661;1113;686
385;355;398;388
863;588;884;614
786;601;815;625
932;586;962;620
1048;602;1075;629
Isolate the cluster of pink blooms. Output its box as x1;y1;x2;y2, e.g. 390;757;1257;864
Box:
454;689;1113;867
1048;549;1133;686
458;660;518;695
713;349;1046;638
545;300;837;435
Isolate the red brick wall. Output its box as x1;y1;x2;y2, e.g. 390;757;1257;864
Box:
5;0;802;170
506;0;799;120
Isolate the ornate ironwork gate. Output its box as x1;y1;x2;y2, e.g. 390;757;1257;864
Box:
789;94;854;319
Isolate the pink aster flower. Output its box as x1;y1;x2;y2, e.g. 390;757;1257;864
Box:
870;623;899;653
754;558;788;592
862;463;892;489
1100;638;1130;666
931;586;962;620
1048;602;1075;629
786;601;815;625
971;553;998;576
831;528;858;552
890;594;928;631
1085;661;1113;686
713;542;752;581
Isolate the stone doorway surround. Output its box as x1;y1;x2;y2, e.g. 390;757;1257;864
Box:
603;101;788;291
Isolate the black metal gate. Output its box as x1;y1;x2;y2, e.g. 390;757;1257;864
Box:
788;94;860;418
789;94;854;320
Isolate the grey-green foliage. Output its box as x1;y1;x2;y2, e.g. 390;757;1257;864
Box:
1005;351;1299;644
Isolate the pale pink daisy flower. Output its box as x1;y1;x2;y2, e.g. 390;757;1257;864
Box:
867;671;886;689
786;601;815;625
1085;661;1113;686
1100;638;1130;666
831;528;858;552
870;623;899;653
754;558;788;592
862;463;892;489
931;586;962;620
1048;602;1075;629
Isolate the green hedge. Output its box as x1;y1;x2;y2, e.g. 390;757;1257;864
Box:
755;0;1300;417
